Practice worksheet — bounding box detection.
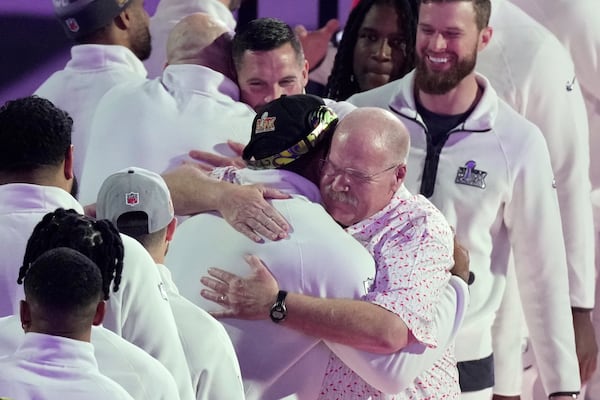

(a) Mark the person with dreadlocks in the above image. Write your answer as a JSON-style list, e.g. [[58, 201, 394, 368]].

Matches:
[[0, 95, 194, 400], [0, 247, 134, 400], [325, 0, 418, 101], [17, 208, 125, 300], [0, 208, 180, 399]]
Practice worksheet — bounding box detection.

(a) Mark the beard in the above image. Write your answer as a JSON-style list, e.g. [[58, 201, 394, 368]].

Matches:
[[131, 25, 152, 61], [414, 48, 477, 95]]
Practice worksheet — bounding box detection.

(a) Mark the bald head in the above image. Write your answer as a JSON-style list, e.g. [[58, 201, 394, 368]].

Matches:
[[335, 107, 410, 166], [166, 13, 233, 76], [320, 107, 410, 227]]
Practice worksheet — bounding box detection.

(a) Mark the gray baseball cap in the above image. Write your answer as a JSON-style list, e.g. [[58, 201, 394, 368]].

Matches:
[[96, 167, 174, 235]]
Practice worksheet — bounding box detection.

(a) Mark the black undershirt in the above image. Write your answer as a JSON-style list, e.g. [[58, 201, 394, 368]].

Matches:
[[415, 99, 476, 197]]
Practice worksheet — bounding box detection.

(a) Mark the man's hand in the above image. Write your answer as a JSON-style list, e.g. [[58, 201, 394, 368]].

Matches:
[[218, 183, 291, 242], [188, 149, 246, 169], [188, 140, 247, 170], [295, 19, 340, 70], [450, 234, 470, 284], [201, 255, 279, 319], [572, 308, 598, 383]]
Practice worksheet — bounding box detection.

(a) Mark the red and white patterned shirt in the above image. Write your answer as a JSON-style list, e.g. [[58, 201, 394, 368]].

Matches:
[[318, 185, 460, 399]]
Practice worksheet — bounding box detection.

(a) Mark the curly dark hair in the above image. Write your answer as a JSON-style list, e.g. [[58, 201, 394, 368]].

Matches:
[[326, 0, 418, 100], [0, 95, 72, 172], [17, 208, 124, 301]]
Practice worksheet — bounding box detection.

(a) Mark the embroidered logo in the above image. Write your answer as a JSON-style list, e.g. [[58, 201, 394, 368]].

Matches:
[[455, 160, 487, 189], [125, 192, 139, 206], [254, 112, 276, 134], [65, 18, 80, 33], [566, 76, 576, 92]]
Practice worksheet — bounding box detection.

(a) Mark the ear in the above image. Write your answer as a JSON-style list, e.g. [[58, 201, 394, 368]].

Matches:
[[392, 164, 407, 191], [165, 217, 178, 242], [114, 9, 132, 31], [477, 27, 493, 52], [20, 300, 31, 332], [92, 301, 106, 326], [64, 144, 74, 180]]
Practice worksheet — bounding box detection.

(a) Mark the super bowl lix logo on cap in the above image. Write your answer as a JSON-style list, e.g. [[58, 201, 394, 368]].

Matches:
[[126, 192, 140, 206], [255, 112, 276, 134]]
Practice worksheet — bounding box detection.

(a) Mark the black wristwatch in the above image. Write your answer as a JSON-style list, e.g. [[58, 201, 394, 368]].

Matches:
[[269, 290, 288, 323]]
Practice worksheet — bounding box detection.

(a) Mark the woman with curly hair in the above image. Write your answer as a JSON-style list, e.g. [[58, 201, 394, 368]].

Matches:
[[326, 0, 417, 101]]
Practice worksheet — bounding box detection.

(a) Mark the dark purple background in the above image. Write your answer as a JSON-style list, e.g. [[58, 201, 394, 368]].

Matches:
[[0, 0, 352, 104]]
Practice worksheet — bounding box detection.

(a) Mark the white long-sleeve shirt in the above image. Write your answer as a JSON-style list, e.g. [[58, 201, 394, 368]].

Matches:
[[35, 45, 147, 179], [0, 333, 134, 400], [0, 183, 194, 400], [348, 71, 580, 396], [80, 64, 254, 205], [0, 316, 181, 400]]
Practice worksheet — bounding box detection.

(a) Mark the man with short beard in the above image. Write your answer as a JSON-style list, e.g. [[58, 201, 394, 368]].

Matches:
[[347, 0, 580, 399], [35, 0, 152, 180]]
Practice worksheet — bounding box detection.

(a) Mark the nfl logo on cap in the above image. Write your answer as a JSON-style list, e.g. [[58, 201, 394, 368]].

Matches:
[[96, 167, 175, 236], [65, 17, 80, 33], [126, 192, 139, 206]]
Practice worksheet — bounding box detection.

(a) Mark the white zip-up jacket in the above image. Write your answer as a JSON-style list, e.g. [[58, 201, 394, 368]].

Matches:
[[348, 71, 580, 395]]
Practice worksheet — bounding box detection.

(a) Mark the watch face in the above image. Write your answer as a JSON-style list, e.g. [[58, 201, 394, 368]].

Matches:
[[270, 290, 288, 323], [270, 305, 286, 321], [271, 310, 285, 320]]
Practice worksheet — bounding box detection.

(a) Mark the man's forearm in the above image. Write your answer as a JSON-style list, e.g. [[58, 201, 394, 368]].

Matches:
[[282, 293, 409, 354], [162, 164, 228, 215], [325, 276, 467, 393]]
